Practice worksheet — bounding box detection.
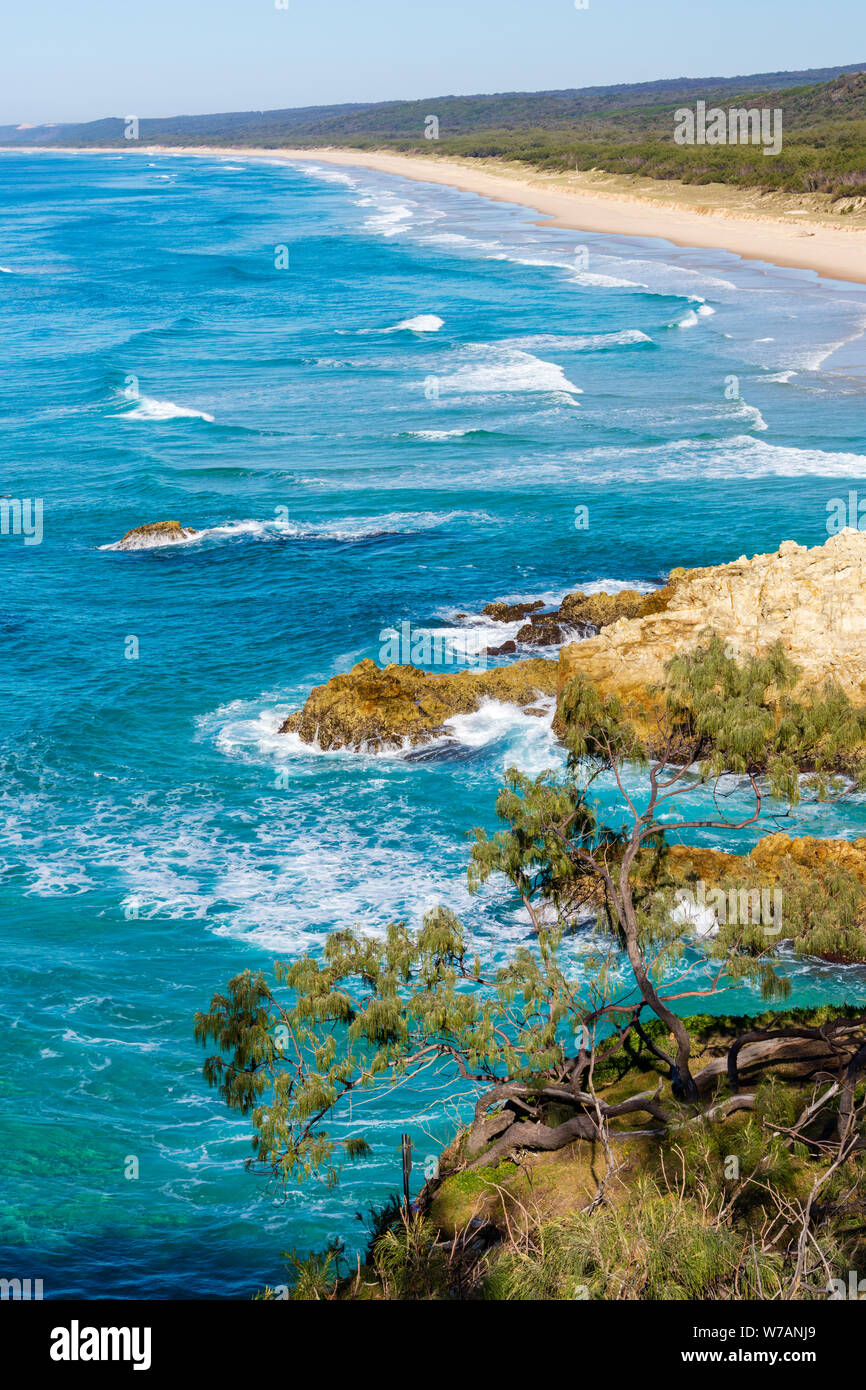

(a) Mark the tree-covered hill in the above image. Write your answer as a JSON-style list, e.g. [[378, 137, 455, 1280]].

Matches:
[[4, 62, 866, 198]]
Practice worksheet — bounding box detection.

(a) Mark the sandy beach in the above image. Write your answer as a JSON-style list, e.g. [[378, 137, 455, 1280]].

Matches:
[[277, 149, 866, 287], [11, 142, 866, 287]]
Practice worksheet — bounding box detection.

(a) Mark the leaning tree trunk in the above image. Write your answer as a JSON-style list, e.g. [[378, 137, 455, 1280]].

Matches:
[[618, 863, 698, 1102]]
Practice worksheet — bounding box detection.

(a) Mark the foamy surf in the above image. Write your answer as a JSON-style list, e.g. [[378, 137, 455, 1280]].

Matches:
[[112, 391, 214, 423], [404, 428, 476, 441], [561, 435, 866, 483], [506, 329, 653, 351], [438, 577, 660, 651], [434, 345, 582, 396], [357, 195, 414, 236], [217, 693, 562, 773], [100, 527, 199, 552], [100, 509, 493, 551], [672, 298, 717, 329], [489, 251, 642, 290], [347, 313, 444, 335]]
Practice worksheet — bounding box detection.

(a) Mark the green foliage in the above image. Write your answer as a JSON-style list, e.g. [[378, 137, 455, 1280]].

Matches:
[[481, 1177, 785, 1300], [198, 635, 865, 1216], [255, 1243, 344, 1301], [23, 67, 866, 200], [196, 907, 600, 1187], [370, 1215, 450, 1300]]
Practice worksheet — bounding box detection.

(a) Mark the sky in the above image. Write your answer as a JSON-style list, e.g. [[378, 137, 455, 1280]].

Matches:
[[2, 0, 865, 127]]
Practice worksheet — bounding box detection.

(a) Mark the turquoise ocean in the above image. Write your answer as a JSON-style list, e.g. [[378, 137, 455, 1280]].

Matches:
[[2, 149, 866, 1296]]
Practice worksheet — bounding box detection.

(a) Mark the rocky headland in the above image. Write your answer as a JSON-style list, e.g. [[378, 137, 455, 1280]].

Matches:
[[556, 529, 866, 733], [281, 531, 866, 755], [280, 657, 558, 752]]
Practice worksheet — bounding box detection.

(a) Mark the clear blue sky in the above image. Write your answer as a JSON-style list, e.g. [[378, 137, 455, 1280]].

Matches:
[[3, 0, 865, 126]]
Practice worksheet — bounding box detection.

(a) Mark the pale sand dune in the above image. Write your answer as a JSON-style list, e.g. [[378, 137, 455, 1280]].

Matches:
[[10, 143, 866, 285]]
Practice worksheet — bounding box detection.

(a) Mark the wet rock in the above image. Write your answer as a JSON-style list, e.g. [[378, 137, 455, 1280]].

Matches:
[[481, 599, 545, 622], [516, 616, 564, 646], [114, 520, 197, 550], [281, 656, 558, 752]]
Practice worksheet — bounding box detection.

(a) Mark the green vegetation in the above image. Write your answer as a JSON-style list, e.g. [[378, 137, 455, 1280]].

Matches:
[[10, 63, 866, 201], [196, 636, 866, 1299]]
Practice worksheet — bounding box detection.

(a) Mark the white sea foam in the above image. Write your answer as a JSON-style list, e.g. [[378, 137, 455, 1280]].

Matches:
[[561, 435, 866, 483], [608, 258, 737, 293], [112, 390, 214, 423], [390, 313, 443, 332], [488, 251, 642, 289], [405, 428, 474, 440], [357, 195, 414, 236], [349, 313, 444, 335], [506, 329, 653, 351], [732, 399, 768, 431], [444, 697, 559, 759], [100, 526, 199, 552], [292, 163, 359, 189], [100, 508, 492, 551], [434, 345, 582, 396]]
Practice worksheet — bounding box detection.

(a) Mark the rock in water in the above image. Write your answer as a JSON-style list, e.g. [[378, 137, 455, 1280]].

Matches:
[[557, 530, 866, 730], [114, 520, 198, 550], [481, 599, 545, 622], [483, 586, 661, 648], [280, 657, 558, 752], [558, 587, 658, 628]]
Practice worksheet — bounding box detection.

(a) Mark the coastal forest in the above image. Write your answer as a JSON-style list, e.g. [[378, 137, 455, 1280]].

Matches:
[[5, 62, 866, 200]]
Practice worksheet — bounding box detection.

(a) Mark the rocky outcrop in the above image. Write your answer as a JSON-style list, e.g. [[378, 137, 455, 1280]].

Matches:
[[482, 599, 544, 623], [557, 531, 866, 726], [280, 657, 558, 751], [558, 586, 663, 629], [484, 585, 668, 647], [114, 520, 198, 550], [664, 832, 866, 889], [280, 533, 866, 757]]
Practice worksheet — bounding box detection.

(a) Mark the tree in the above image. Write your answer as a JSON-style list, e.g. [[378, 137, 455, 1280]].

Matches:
[[195, 633, 866, 1200]]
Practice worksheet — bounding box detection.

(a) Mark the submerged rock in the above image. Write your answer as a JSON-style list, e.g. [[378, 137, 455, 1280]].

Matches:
[[280, 656, 558, 752], [114, 520, 198, 550], [557, 531, 866, 731]]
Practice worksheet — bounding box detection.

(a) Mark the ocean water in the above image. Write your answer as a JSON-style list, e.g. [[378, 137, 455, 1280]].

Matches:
[[2, 149, 866, 1298]]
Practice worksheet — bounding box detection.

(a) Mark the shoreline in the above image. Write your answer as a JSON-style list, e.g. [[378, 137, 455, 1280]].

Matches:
[[6, 142, 866, 288]]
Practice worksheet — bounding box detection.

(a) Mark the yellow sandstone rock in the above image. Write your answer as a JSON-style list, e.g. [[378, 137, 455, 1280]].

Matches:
[[557, 530, 866, 727], [280, 657, 558, 751]]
